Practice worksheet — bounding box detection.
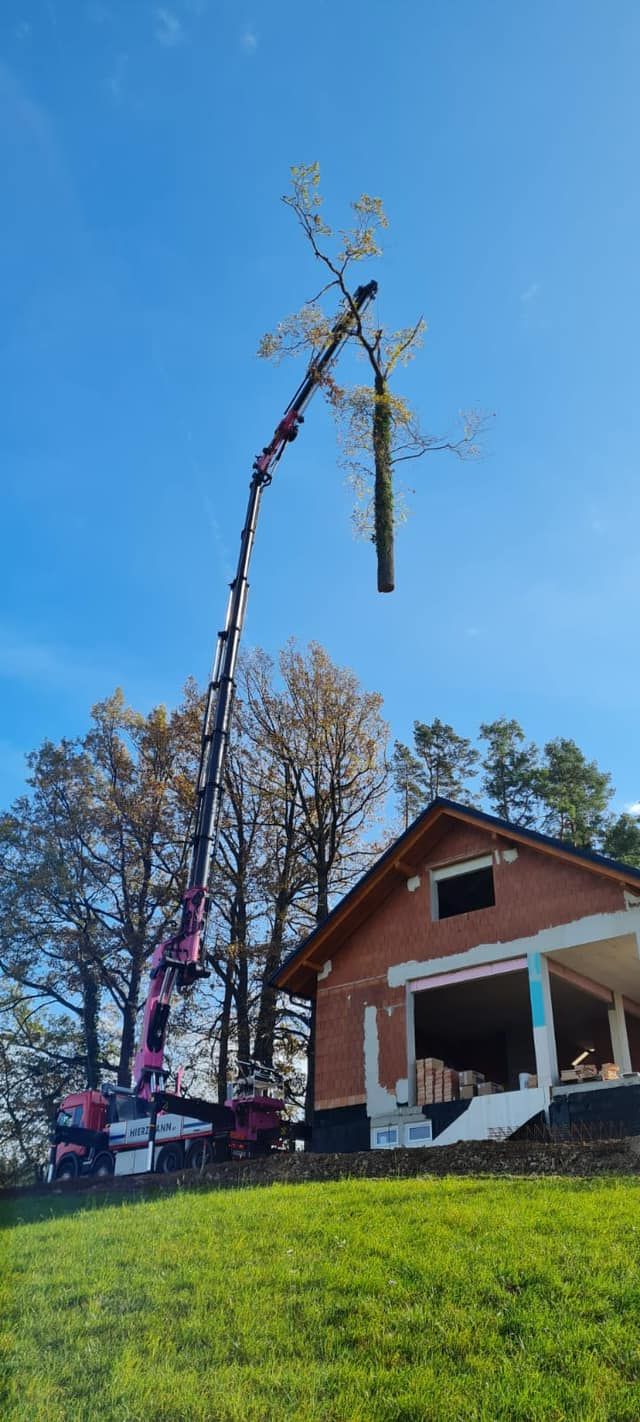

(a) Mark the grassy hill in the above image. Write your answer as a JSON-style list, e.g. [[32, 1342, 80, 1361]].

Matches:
[[2, 1174, 640, 1421]]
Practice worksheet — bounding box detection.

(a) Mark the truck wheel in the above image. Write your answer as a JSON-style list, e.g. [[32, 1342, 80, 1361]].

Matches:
[[55, 1155, 79, 1180], [91, 1152, 114, 1178], [155, 1144, 184, 1174], [185, 1139, 213, 1171]]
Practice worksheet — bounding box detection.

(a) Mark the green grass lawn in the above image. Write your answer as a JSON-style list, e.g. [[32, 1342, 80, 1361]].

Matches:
[[2, 1174, 640, 1421]]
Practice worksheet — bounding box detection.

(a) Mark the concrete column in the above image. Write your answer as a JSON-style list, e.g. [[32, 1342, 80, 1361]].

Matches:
[[405, 987, 417, 1106], [608, 992, 632, 1074], [527, 951, 558, 1089]]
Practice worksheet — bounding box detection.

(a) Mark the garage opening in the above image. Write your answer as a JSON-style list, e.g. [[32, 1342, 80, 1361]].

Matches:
[[625, 1007, 640, 1071], [549, 969, 614, 1077], [413, 964, 536, 1092]]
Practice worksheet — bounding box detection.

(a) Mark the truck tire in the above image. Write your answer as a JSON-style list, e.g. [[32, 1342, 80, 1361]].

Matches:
[[91, 1152, 114, 1178], [155, 1143, 184, 1174], [185, 1139, 213, 1171], [55, 1154, 79, 1180]]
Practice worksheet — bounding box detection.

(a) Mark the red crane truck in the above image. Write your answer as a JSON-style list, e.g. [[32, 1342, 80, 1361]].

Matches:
[[47, 280, 378, 1182]]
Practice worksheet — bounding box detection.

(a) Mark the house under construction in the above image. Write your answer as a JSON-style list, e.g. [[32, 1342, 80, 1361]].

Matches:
[[275, 800, 640, 1152]]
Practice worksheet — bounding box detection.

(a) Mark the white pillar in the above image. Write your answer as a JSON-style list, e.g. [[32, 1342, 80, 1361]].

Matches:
[[406, 987, 417, 1106], [527, 952, 558, 1089], [608, 992, 632, 1074]]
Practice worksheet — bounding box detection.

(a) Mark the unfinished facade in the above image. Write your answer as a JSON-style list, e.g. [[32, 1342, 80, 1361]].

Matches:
[[275, 800, 640, 1151]]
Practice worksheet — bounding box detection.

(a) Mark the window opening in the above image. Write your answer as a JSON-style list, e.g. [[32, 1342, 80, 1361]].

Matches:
[[435, 865, 495, 920]]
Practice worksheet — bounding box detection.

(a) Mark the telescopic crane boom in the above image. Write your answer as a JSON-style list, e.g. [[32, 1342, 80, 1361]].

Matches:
[[132, 279, 378, 1097]]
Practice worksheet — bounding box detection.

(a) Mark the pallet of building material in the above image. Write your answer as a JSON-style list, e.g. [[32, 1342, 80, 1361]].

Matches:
[[575, 1064, 598, 1081], [560, 1069, 579, 1083], [601, 1062, 621, 1081], [437, 1068, 459, 1102], [477, 1082, 504, 1096], [422, 1057, 445, 1070], [459, 1085, 476, 1100], [459, 1070, 484, 1087]]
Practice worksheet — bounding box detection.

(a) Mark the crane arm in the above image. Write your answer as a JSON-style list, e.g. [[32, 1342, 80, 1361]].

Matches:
[[132, 279, 378, 1096]]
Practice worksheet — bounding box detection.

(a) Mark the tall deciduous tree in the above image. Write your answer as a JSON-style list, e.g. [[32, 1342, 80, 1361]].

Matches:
[[0, 992, 87, 1182], [480, 717, 540, 825], [259, 163, 484, 593], [242, 641, 390, 1118], [0, 688, 200, 1094]]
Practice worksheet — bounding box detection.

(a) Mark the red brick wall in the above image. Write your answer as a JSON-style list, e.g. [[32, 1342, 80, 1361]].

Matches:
[[314, 824, 627, 1109]]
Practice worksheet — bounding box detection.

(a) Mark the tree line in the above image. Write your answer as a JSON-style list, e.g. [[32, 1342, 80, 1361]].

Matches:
[[0, 650, 637, 1180], [0, 643, 388, 1178], [392, 716, 640, 864]]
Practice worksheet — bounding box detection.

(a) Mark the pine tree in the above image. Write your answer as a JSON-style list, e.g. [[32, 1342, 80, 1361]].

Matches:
[[412, 718, 479, 803], [537, 738, 612, 847], [602, 812, 640, 868], [391, 741, 427, 829], [479, 717, 540, 825]]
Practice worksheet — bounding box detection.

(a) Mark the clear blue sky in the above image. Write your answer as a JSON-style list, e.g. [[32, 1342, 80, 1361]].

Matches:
[[1, 0, 639, 812]]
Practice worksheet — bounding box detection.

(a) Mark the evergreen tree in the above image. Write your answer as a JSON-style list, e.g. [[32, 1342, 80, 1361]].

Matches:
[[412, 717, 479, 804], [479, 717, 540, 825], [537, 738, 612, 847], [601, 812, 640, 869], [391, 741, 427, 828]]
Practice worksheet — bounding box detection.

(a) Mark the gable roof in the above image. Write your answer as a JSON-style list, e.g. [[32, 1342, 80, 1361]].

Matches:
[[274, 797, 640, 997]]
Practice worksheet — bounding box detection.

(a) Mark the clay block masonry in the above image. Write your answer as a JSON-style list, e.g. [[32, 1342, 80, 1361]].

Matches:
[[274, 799, 640, 1152]]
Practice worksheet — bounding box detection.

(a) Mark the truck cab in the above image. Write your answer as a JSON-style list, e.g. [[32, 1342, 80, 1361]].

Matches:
[[52, 1090, 110, 1179]]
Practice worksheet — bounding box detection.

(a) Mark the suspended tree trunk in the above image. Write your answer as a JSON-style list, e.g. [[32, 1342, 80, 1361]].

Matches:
[[372, 375, 395, 593]]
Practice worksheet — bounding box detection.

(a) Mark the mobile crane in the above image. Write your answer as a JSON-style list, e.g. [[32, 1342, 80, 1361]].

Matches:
[[47, 280, 378, 1182]]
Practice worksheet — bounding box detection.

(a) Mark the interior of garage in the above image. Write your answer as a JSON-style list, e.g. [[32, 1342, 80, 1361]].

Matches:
[[413, 968, 536, 1092], [548, 970, 613, 1075], [412, 953, 640, 1096]]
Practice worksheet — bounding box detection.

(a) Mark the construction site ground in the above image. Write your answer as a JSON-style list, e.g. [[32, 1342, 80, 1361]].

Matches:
[[5, 1136, 640, 1206]]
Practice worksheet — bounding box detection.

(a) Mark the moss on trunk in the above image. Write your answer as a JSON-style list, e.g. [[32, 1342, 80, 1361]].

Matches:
[[372, 375, 395, 593]]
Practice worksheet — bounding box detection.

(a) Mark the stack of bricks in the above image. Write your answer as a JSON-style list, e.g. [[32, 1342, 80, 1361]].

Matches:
[[416, 1058, 459, 1104]]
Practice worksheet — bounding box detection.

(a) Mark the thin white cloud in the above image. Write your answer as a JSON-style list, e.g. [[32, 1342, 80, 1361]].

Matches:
[[86, 1, 111, 20], [0, 59, 61, 177], [0, 625, 116, 696], [520, 282, 540, 305], [15, 21, 32, 40], [154, 7, 184, 47], [240, 25, 258, 53], [106, 52, 128, 105], [627, 802, 640, 817]]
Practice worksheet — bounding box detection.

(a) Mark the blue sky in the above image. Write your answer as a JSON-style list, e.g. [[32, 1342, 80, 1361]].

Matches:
[[1, 0, 639, 812]]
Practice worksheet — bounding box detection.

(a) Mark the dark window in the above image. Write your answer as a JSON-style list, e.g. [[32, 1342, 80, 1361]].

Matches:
[[56, 1104, 83, 1129], [436, 865, 495, 919], [114, 1093, 141, 1122]]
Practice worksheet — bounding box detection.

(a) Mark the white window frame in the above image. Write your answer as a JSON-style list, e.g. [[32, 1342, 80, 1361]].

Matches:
[[404, 1121, 433, 1147], [373, 1125, 399, 1149], [430, 854, 494, 922]]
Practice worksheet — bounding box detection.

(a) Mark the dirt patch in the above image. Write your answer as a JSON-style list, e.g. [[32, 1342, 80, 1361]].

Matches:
[[5, 1137, 640, 1204]]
